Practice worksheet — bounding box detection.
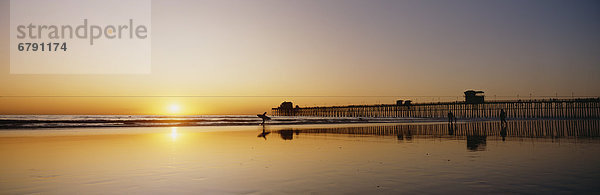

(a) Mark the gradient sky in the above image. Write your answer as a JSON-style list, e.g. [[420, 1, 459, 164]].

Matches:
[[1, 0, 599, 114]]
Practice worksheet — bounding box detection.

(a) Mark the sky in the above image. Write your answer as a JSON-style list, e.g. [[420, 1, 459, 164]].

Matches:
[[1, 0, 599, 115]]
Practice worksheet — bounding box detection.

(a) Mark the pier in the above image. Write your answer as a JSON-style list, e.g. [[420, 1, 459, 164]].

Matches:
[[272, 94, 600, 119]]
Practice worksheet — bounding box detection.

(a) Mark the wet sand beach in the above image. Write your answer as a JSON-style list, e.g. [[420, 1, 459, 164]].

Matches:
[[1, 120, 599, 194]]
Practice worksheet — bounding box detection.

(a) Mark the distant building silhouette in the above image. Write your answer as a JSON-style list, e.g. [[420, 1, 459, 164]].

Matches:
[[396, 100, 404, 105], [396, 100, 412, 106], [276, 101, 297, 115], [279, 102, 294, 110], [464, 90, 485, 104]]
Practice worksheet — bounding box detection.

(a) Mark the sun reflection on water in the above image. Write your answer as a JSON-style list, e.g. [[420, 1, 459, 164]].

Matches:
[[170, 127, 178, 140]]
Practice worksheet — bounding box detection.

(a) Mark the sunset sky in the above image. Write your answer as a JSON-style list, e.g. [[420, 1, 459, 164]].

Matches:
[[1, 0, 599, 115]]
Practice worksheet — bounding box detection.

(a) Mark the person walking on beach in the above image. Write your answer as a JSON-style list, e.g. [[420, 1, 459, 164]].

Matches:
[[447, 111, 454, 125], [257, 112, 271, 125], [500, 109, 507, 125]]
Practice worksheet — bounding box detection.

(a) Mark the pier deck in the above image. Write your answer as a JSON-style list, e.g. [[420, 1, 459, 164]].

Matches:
[[272, 98, 600, 119]]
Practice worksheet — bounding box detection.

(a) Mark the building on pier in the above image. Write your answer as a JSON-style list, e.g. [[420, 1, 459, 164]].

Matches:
[[396, 100, 412, 106], [464, 90, 485, 104], [276, 101, 298, 116]]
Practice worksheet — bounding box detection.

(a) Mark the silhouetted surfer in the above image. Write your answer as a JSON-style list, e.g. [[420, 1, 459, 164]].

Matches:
[[257, 112, 271, 125]]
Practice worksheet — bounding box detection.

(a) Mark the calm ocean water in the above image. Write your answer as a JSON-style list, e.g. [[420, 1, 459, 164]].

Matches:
[[0, 115, 431, 129], [0, 120, 599, 194]]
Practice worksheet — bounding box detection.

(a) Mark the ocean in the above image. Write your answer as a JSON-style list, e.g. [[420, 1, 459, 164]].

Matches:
[[0, 115, 433, 129]]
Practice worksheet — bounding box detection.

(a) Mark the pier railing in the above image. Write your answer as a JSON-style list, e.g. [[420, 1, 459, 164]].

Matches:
[[272, 98, 600, 119]]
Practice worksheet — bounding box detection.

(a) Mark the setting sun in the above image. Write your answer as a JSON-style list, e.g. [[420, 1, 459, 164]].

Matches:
[[168, 104, 181, 114]]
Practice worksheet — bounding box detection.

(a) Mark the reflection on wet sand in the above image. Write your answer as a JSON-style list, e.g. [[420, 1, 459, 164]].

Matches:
[[268, 120, 600, 151], [1, 120, 599, 194], [257, 126, 270, 139], [466, 135, 486, 151], [278, 130, 300, 140]]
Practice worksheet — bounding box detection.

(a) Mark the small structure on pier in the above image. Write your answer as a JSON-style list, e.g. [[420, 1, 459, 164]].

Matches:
[[276, 101, 297, 115], [396, 100, 412, 106], [464, 90, 485, 104], [279, 101, 294, 110]]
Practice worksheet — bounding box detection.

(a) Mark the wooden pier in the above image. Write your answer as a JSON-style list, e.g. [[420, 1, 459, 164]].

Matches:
[[272, 98, 600, 119]]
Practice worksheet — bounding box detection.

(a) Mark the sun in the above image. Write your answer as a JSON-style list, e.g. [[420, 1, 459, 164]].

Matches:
[[168, 104, 181, 114]]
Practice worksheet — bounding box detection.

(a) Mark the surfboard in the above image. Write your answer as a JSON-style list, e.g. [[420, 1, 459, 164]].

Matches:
[[257, 114, 271, 120]]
